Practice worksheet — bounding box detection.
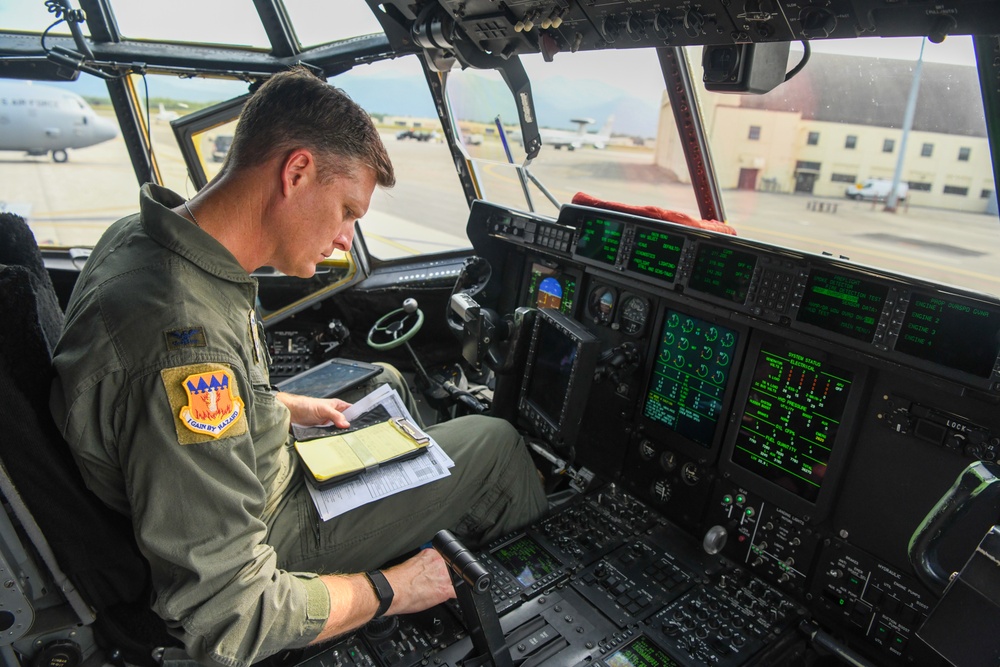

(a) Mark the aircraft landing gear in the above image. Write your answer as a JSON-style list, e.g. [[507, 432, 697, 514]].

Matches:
[[52, 149, 68, 163]]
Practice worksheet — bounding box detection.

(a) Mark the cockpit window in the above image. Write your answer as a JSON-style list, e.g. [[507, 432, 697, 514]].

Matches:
[[111, 0, 269, 48], [692, 36, 1000, 296], [282, 0, 385, 48], [446, 48, 699, 221]]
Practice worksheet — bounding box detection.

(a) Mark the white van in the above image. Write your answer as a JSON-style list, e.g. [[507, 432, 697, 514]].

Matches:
[[845, 178, 909, 201]]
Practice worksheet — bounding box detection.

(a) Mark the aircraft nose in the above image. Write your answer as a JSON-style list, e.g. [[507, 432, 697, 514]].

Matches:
[[95, 115, 119, 143]]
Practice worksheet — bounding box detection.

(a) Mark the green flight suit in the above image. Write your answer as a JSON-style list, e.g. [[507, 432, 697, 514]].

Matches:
[[50, 184, 546, 667]]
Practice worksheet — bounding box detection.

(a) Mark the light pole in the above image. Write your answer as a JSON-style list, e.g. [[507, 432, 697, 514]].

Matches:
[[885, 38, 926, 213]]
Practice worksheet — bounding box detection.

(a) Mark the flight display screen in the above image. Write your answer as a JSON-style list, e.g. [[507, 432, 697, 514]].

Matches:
[[643, 310, 738, 448], [490, 535, 561, 588], [627, 228, 684, 282], [730, 343, 854, 504], [687, 244, 757, 304], [894, 292, 1000, 378], [524, 317, 577, 426], [605, 636, 680, 667], [526, 262, 577, 314], [796, 269, 888, 343], [575, 217, 623, 266]]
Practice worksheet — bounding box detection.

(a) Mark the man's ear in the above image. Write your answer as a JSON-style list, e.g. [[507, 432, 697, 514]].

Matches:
[[279, 148, 315, 198]]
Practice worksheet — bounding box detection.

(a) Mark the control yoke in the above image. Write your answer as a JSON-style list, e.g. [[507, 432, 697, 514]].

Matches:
[[908, 460, 1000, 595], [449, 293, 535, 374], [432, 530, 512, 667]]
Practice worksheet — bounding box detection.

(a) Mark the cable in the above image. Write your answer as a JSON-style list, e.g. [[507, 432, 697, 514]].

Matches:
[[785, 40, 811, 82], [40, 18, 65, 54]]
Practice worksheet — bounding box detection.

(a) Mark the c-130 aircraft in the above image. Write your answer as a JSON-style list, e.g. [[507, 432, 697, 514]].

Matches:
[[0, 1, 999, 667]]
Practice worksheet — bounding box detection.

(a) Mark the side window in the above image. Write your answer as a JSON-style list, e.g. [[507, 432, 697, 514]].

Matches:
[[0, 78, 134, 248], [845, 135, 857, 149]]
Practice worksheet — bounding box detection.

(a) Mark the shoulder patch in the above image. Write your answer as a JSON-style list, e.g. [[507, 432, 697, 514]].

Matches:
[[161, 363, 248, 444], [165, 326, 207, 351]]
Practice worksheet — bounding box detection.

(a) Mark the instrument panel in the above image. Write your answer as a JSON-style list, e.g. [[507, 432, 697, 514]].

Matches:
[[464, 198, 1000, 666]]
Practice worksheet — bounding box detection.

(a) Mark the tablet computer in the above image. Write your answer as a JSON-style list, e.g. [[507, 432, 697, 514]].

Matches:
[[276, 358, 384, 398]]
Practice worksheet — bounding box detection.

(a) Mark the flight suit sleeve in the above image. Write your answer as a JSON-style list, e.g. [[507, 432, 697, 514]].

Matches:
[[109, 365, 330, 667]]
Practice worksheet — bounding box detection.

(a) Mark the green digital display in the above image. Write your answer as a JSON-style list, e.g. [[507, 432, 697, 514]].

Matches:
[[797, 270, 888, 343], [576, 217, 623, 266], [731, 344, 854, 504], [605, 636, 680, 667], [643, 310, 738, 448], [628, 228, 683, 281], [894, 292, 1000, 378], [687, 243, 756, 303]]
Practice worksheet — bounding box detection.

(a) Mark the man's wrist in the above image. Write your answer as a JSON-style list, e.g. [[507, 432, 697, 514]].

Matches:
[[364, 570, 394, 618]]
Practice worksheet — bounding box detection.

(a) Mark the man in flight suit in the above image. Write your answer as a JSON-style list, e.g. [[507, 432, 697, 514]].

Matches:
[[50, 66, 547, 667]]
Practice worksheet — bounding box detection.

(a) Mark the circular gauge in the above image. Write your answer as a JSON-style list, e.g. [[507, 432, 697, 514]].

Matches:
[[639, 439, 657, 461], [705, 326, 719, 342], [618, 295, 650, 336], [660, 450, 678, 472], [651, 479, 673, 504], [681, 462, 702, 486], [678, 337, 690, 351], [588, 285, 617, 324], [667, 312, 680, 328], [722, 332, 736, 348], [682, 318, 695, 333]]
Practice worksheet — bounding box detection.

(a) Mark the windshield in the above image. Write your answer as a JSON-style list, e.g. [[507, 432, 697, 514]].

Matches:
[[444, 36, 999, 297]]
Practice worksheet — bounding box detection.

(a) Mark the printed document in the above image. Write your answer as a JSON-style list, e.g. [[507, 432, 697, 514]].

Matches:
[[299, 384, 454, 520]]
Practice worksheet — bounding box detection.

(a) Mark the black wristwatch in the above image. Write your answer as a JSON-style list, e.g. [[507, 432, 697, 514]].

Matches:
[[365, 570, 394, 619]]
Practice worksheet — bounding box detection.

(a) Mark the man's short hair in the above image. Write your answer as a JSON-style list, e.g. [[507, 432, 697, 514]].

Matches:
[[226, 66, 394, 187]]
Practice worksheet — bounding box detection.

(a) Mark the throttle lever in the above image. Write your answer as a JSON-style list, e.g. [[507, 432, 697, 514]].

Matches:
[[908, 460, 1000, 595], [433, 530, 512, 667]]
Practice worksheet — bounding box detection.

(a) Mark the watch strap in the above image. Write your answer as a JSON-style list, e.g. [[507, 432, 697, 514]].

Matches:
[[365, 569, 394, 618]]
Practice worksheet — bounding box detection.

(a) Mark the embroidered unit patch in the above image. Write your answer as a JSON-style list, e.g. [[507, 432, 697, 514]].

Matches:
[[179, 369, 245, 438], [165, 327, 207, 350]]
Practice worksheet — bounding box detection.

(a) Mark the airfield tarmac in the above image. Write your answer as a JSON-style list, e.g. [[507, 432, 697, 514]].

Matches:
[[3, 117, 999, 297]]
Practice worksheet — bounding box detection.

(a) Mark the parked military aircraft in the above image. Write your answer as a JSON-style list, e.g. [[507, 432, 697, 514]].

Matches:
[[540, 115, 614, 150], [0, 80, 118, 162]]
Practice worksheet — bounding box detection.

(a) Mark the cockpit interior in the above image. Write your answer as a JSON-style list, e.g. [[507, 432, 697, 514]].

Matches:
[[1, 1, 1000, 667]]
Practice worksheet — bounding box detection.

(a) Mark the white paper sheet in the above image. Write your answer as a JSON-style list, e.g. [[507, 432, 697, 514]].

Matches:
[[303, 385, 454, 520]]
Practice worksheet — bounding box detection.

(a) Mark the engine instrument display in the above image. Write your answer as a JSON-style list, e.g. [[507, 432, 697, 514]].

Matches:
[[729, 340, 855, 506], [576, 217, 624, 266], [642, 309, 739, 448], [490, 535, 561, 588], [604, 635, 680, 667], [796, 269, 888, 343], [894, 292, 1000, 378], [527, 262, 578, 314], [687, 243, 757, 304], [627, 228, 684, 282]]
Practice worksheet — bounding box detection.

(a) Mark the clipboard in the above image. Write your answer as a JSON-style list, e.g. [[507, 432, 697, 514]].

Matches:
[[294, 416, 431, 490]]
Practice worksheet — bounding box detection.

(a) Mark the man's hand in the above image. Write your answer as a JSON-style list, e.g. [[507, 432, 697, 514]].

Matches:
[[311, 549, 456, 645], [382, 548, 457, 616], [275, 392, 351, 428]]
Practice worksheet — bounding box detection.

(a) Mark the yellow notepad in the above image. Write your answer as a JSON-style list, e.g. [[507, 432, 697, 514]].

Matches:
[[294, 416, 430, 489]]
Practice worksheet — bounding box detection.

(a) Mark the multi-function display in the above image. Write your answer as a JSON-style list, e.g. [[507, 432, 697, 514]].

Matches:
[[605, 636, 681, 667], [627, 228, 683, 282], [797, 269, 888, 343], [643, 310, 738, 448], [575, 217, 623, 266], [730, 343, 854, 504], [687, 244, 757, 304], [894, 292, 1000, 378], [490, 535, 561, 588], [526, 262, 577, 314]]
